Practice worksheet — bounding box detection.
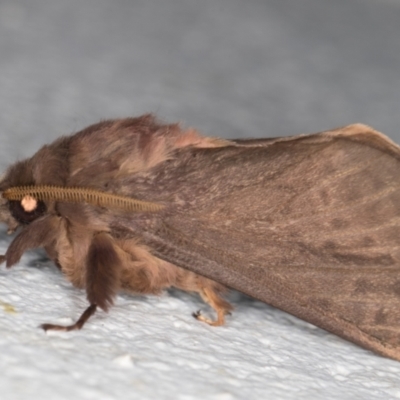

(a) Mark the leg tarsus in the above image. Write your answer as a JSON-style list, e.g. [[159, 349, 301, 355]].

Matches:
[[192, 310, 201, 319], [193, 309, 227, 326], [194, 287, 233, 327], [41, 304, 97, 332]]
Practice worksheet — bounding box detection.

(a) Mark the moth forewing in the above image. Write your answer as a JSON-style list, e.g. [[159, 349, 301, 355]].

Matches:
[[1, 115, 400, 361]]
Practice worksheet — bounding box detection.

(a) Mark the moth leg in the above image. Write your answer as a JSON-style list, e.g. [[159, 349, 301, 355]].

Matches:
[[0, 255, 5, 265], [41, 304, 97, 332], [193, 287, 233, 327]]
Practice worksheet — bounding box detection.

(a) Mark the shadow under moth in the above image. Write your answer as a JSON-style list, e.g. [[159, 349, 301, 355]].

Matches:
[[1, 114, 400, 361]]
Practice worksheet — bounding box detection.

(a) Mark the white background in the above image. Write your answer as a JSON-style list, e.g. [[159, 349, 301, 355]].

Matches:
[[1, 1, 400, 399]]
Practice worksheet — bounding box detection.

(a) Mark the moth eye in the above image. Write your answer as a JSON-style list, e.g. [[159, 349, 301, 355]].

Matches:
[[8, 196, 47, 225]]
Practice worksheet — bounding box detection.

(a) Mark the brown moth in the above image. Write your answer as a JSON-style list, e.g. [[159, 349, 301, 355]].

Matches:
[[1, 115, 400, 361]]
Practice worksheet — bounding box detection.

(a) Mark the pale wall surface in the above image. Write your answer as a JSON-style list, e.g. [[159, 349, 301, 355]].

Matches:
[[1, 1, 400, 399]]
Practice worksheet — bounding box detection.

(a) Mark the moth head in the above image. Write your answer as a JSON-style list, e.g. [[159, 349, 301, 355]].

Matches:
[[0, 189, 47, 235], [7, 196, 47, 225], [0, 159, 42, 232]]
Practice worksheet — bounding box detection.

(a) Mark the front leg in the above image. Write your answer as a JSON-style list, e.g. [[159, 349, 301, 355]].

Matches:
[[42, 232, 122, 331], [41, 304, 97, 332], [4, 215, 61, 268]]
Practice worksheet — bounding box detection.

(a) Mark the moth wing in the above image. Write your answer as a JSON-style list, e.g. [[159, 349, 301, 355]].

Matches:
[[134, 124, 400, 360]]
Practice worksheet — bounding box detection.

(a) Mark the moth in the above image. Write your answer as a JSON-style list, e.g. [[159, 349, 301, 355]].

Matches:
[[1, 115, 400, 361]]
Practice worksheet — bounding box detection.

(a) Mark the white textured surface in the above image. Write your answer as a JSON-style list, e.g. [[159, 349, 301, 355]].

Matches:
[[2, 0, 400, 399], [3, 255, 400, 400]]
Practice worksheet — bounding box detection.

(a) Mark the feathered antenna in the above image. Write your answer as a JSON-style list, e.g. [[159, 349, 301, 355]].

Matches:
[[2, 185, 164, 212]]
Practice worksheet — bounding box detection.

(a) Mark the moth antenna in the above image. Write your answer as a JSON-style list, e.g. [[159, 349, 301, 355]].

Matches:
[[2, 185, 164, 213]]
